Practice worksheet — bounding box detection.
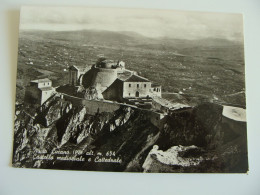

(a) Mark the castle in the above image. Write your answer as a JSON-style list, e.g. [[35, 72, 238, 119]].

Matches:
[[68, 57, 162, 105], [25, 57, 188, 113]]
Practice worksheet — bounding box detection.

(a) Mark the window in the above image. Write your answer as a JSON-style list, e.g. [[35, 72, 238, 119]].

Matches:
[[129, 93, 131, 96], [153, 88, 156, 91], [157, 88, 159, 92], [144, 84, 146, 88], [44, 83, 45, 86], [129, 84, 131, 87], [137, 84, 139, 88]]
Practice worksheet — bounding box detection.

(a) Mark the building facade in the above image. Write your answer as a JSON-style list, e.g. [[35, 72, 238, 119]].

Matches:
[[122, 75, 152, 98], [25, 78, 55, 105], [150, 84, 162, 98], [68, 65, 80, 86]]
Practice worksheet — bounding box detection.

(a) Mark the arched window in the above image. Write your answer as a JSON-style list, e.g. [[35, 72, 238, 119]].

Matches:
[[135, 91, 139, 97]]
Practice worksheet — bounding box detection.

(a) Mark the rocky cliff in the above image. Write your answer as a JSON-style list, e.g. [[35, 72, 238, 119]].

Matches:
[[12, 96, 248, 173]]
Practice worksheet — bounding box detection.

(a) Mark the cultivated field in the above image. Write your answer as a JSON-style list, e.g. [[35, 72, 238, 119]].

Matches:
[[16, 30, 246, 107]]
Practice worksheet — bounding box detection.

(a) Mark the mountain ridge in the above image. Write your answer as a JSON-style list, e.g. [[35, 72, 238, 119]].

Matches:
[[20, 29, 243, 49]]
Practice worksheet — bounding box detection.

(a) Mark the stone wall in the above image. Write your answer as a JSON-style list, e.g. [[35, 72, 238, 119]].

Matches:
[[82, 67, 117, 92], [102, 79, 124, 102], [61, 92, 168, 129], [25, 86, 41, 105], [150, 86, 162, 98], [148, 111, 166, 129], [82, 99, 120, 115], [92, 68, 118, 92], [41, 89, 55, 105], [62, 94, 120, 115], [69, 70, 78, 86]]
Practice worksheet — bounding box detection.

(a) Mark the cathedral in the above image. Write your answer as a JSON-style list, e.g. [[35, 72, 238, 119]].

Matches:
[[68, 57, 161, 103]]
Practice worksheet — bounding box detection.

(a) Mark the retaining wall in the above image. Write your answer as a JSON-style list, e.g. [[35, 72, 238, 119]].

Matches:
[[60, 92, 166, 129], [61, 93, 120, 115]]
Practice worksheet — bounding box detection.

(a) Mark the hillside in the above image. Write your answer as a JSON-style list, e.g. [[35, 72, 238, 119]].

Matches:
[[16, 29, 246, 107]]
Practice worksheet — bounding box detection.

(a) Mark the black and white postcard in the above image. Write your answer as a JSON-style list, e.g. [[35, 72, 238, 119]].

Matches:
[[13, 6, 248, 173]]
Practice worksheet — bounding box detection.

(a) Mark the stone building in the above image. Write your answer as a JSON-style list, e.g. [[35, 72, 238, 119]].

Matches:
[[150, 84, 162, 98], [68, 65, 79, 86], [122, 75, 151, 98], [68, 57, 162, 102], [25, 78, 55, 105], [68, 65, 90, 86]]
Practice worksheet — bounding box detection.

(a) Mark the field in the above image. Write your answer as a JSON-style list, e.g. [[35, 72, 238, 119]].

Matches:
[[16, 30, 246, 107]]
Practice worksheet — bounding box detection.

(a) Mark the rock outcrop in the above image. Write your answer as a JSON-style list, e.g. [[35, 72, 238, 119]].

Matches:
[[12, 96, 248, 173], [143, 145, 204, 172]]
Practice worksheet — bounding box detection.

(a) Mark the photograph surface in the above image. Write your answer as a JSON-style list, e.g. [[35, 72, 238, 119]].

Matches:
[[13, 6, 248, 173]]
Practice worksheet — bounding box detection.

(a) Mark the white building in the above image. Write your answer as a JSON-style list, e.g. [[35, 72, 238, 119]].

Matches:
[[25, 78, 55, 105]]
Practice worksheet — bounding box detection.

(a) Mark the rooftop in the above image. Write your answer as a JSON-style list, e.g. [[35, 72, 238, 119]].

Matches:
[[153, 96, 190, 110], [68, 65, 79, 71], [69, 65, 91, 72], [124, 74, 150, 82], [151, 83, 161, 88], [117, 70, 132, 81]]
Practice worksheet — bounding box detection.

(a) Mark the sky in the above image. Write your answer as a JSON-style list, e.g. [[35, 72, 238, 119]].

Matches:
[[20, 6, 244, 40]]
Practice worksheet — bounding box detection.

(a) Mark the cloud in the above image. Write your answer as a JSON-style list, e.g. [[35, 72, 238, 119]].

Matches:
[[20, 6, 243, 40]]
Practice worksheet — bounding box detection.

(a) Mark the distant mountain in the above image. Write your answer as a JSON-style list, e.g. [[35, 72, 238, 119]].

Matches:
[[20, 29, 242, 51], [20, 29, 149, 47]]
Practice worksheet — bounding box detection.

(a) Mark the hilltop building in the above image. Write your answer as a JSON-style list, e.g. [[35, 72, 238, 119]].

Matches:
[[25, 78, 55, 105], [24, 58, 189, 114], [68, 65, 90, 86], [68, 57, 161, 104]]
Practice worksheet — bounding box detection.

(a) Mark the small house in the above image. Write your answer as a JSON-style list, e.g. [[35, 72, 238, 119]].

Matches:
[[25, 78, 55, 105]]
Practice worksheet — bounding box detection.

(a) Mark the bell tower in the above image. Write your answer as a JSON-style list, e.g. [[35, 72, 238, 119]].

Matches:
[[68, 65, 79, 86]]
